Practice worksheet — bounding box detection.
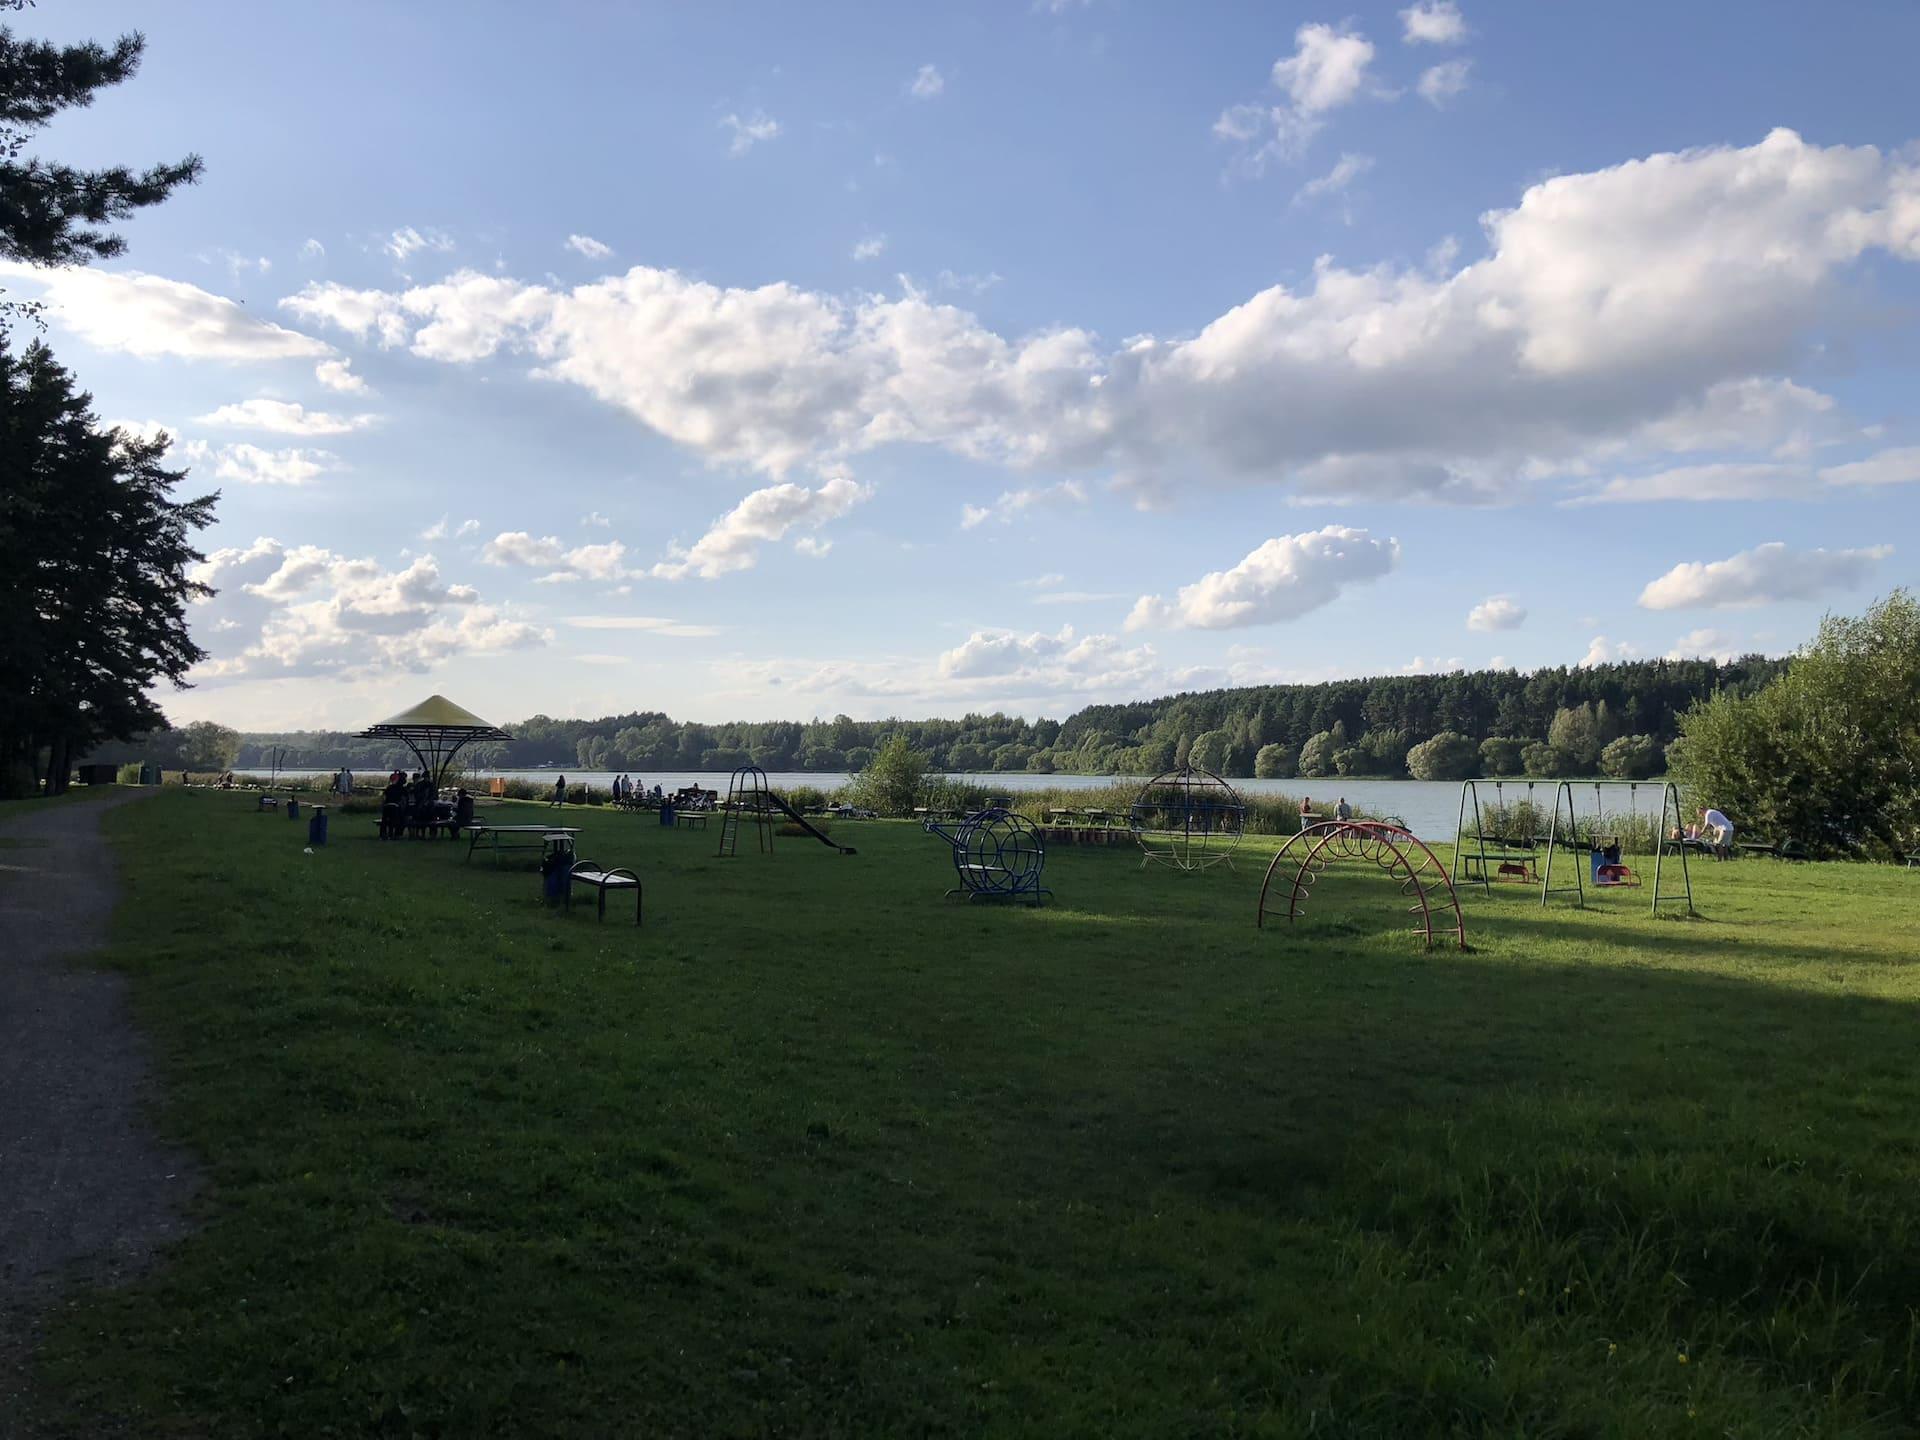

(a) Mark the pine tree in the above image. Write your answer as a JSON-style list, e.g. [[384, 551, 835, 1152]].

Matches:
[[0, 343, 216, 793], [1, 23, 200, 279]]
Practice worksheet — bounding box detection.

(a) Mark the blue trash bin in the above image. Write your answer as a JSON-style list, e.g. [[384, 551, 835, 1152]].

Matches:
[[308, 806, 329, 847], [541, 840, 574, 907], [659, 802, 675, 827], [286, 797, 300, 821]]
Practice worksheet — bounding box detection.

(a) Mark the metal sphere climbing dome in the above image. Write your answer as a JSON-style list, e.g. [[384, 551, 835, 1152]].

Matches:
[[924, 807, 1052, 905], [1129, 765, 1247, 872]]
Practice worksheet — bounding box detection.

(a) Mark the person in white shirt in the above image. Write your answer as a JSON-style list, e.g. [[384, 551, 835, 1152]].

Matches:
[[1700, 807, 1734, 859]]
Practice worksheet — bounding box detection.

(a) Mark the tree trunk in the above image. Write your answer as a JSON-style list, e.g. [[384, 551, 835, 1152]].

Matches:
[[45, 734, 71, 795]]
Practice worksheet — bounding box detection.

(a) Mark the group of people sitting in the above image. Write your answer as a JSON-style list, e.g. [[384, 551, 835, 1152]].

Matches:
[[378, 770, 475, 840], [610, 775, 667, 809]]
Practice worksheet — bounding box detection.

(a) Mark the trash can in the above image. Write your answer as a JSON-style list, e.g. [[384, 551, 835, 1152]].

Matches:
[[286, 797, 300, 821], [308, 805, 329, 847], [541, 834, 576, 907], [659, 802, 675, 827]]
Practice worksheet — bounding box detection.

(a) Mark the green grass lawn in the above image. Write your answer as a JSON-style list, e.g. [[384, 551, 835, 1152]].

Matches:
[[30, 789, 1920, 1436]]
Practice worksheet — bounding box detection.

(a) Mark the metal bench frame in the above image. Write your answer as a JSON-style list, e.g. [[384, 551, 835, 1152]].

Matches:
[[567, 859, 643, 925]]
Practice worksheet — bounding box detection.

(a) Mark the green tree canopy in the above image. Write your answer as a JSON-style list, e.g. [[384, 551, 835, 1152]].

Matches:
[[1406, 731, 1480, 781], [1253, 742, 1295, 778], [1478, 736, 1527, 776], [1, 23, 200, 276], [1599, 733, 1663, 780], [847, 735, 928, 816], [0, 343, 216, 794], [1186, 728, 1232, 773], [1671, 592, 1918, 857]]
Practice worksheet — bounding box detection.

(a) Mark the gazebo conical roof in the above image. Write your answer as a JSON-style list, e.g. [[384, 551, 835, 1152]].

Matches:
[[357, 694, 512, 785]]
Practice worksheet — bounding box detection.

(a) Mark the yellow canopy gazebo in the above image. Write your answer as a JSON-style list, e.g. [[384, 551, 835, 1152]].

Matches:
[[357, 694, 512, 787]]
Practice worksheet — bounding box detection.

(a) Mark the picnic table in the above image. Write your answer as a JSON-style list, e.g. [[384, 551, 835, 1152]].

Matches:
[[674, 810, 709, 830], [466, 823, 580, 864]]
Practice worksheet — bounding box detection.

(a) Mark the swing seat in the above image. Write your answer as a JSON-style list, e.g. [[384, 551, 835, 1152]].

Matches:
[[1595, 863, 1639, 887], [1496, 860, 1533, 881]]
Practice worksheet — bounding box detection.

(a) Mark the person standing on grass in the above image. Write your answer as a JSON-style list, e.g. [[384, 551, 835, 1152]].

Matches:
[[1700, 806, 1735, 859], [1336, 797, 1352, 821], [552, 774, 567, 807]]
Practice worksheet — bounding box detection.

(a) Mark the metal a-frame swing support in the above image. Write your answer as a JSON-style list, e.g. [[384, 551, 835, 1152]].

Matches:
[[1539, 779, 1693, 916], [1454, 778, 1694, 916]]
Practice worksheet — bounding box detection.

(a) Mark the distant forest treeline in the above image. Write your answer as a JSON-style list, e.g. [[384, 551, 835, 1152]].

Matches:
[[204, 656, 1787, 781]]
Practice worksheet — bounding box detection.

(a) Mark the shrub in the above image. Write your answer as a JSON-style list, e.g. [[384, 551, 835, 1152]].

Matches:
[[1672, 590, 1919, 858], [1297, 729, 1340, 777], [1478, 737, 1527, 776], [1187, 729, 1232, 773], [1521, 741, 1569, 777], [1254, 742, 1295, 778], [1548, 704, 1602, 769], [1406, 731, 1479, 780], [846, 736, 928, 817], [1599, 733, 1663, 779]]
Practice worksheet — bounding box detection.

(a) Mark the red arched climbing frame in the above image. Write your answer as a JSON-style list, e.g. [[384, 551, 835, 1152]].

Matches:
[[1256, 820, 1467, 951]]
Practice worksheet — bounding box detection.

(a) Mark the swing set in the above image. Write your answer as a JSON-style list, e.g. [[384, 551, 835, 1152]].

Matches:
[[1452, 778, 1695, 916]]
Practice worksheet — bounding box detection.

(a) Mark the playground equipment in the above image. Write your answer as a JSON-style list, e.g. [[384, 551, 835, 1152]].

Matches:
[[1129, 765, 1246, 872], [1256, 819, 1466, 950], [1451, 779, 1693, 916], [717, 765, 776, 856], [715, 765, 857, 856], [923, 807, 1051, 905]]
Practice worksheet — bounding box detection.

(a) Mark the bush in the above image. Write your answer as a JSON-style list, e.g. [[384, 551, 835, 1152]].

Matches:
[[1187, 729, 1232, 774], [1478, 737, 1527, 776], [1298, 728, 1340, 777], [1521, 741, 1570, 777], [1406, 731, 1479, 781], [1672, 590, 1919, 858], [1254, 742, 1295, 778], [116, 762, 144, 784], [1599, 733, 1663, 779], [846, 736, 928, 817]]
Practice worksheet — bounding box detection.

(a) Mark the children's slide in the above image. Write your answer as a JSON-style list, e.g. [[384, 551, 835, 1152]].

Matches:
[[768, 792, 858, 854]]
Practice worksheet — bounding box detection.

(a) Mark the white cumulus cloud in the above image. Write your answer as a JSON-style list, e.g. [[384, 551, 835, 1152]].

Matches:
[[265, 131, 1920, 509], [196, 398, 377, 436], [1126, 526, 1399, 631], [1417, 58, 1472, 106], [314, 358, 368, 394], [1466, 594, 1525, 631], [185, 538, 544, 680], [1639, 541, 1893, 610], [1401, 2, 1467, 45], [721, 111, 781, 156], [566, 234, 613, 260], [1295, 152, 1374, 207], [654, 473, 869, 579], [185, 441, 337, 487], [1819, 445, 1920, 487], [2, 264, 331, 361], [852, 234, 888, 261], [384, 226, 454, 263]]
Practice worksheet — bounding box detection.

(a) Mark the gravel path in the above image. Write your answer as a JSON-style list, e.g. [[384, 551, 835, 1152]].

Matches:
[[0, 790, 199, 1437]]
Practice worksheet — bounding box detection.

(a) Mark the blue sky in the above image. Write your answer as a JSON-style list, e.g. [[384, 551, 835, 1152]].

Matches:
[[9, 0, 1918, 731]]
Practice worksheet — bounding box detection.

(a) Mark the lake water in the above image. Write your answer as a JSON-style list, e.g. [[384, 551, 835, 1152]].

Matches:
[[233, 767, 1484, 839]]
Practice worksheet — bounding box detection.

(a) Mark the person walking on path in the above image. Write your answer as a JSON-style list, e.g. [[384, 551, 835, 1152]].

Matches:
[[551, 775, 567, 807]]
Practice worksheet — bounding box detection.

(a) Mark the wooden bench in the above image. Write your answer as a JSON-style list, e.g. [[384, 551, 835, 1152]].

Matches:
[[674, 810, 710, 830], [568, 860, 642, 924]]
